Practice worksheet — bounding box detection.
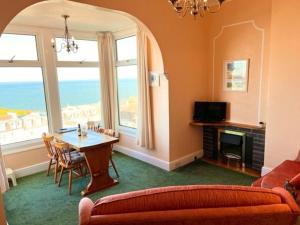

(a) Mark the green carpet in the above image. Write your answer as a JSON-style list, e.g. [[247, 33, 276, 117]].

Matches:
[[4, 153, 256, 225]]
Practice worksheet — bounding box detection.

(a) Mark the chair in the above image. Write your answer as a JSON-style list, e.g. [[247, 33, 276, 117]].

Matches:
[[5, 168, 17, 187], [54, 141, 86, 195], [87, 121, 100, 131], [93, 127, 119, 178], [42, 133, 59, 183]]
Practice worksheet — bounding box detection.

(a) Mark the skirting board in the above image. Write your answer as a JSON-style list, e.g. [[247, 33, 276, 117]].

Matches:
[[12, 146, 203, 178], [261, 166, 273, 176], [114, 145, 203, 171], [14, 161, 48, 178]]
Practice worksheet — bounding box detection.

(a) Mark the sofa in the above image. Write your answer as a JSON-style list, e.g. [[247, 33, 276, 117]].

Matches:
[[252, 152, 300, 189], [79, 185, 299, 225]]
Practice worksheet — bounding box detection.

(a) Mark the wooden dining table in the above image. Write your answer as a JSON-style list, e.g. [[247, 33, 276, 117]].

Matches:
[[54, 130, 119, 196]]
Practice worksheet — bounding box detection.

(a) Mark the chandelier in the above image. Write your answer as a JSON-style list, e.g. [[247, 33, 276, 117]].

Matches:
[[168, 0, 226, 18], [51, 15, 79, 53]]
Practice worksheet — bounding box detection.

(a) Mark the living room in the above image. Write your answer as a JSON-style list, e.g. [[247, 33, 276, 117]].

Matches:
[[1, 0, 300, 225]]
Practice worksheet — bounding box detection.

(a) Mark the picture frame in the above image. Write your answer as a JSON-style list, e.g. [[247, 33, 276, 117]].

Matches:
[[223, 59, 249, 92]]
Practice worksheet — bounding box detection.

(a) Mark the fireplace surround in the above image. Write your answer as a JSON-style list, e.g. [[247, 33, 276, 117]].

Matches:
[[203, 125, 265, 172]]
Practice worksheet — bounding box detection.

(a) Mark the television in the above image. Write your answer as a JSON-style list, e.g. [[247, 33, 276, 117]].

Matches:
[[193, 102, 227, 122]]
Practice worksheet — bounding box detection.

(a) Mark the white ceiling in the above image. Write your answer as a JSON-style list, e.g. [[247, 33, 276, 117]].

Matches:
[[9, 0, 136, 33]]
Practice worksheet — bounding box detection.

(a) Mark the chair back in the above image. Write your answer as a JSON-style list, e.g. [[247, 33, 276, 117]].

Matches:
[[42, 133, 56, 158], [96, 128, 116, 137], [87, 121, 100, 131], [104, 129, 116, 137], [54, 141, 71, 166]]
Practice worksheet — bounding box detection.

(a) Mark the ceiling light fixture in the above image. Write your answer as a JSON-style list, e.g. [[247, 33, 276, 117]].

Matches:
[[168, 0, 226, 18], [51, 15, 78, 53]]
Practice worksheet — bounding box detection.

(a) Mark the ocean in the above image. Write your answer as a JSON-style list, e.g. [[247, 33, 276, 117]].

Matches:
[[0, 79, 137, 112]]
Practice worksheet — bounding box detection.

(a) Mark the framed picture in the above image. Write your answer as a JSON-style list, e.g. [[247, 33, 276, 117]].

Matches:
[[223, 59, 249, 92]]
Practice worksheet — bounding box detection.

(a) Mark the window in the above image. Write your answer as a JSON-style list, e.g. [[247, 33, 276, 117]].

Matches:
[[55, 39, 101, 128], [116, 36, 137, 61], [55, 38, 99, 62], [0, 34, 38, 61], [57, 67, 101, 127], [0, 33, 48, 145], [116, 36, 138, 129]]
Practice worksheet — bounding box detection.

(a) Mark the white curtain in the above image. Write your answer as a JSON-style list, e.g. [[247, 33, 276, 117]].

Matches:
[[97, 32, 116, 129], [0, 147, 9, 193], [137, 29, 154, 149]]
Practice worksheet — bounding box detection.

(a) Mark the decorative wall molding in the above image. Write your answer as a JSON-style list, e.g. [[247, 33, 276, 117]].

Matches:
[[261, 166, 272, 176], [114, 144, 203, 171], [212, 20, 265, 124], [14, 161, 48, 178]]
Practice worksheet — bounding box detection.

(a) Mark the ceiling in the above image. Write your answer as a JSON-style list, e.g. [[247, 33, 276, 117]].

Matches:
[[9, 0, 136, 33]]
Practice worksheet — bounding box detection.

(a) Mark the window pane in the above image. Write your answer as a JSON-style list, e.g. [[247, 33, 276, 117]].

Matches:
[[116, 36, 137, 61], [0, 67, 48, 145], [117, 65, 138, 128], [57, 67, 101, 127], [56, 38, 99, 62], [0, 34, 38, 61]]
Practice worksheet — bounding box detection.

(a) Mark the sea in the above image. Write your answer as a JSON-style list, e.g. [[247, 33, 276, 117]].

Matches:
[[0, 79, 137, 112]]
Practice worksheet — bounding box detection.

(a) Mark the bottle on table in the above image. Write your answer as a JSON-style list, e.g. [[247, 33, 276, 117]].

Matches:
[[77, 124, 82, 137]]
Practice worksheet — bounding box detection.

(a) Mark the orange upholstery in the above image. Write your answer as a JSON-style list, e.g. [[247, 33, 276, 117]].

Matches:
[[79, 185, 300, 225], [252, 160, 300, 188]]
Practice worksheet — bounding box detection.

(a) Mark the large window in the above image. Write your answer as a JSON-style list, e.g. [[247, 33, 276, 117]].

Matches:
[[55, 38, 98, 62], [116, 36, 138, 129], [0, 34, 38, 61], [0, 34, 48, 145], [55, 38, 101, 128], [57, 67, 101, 127]]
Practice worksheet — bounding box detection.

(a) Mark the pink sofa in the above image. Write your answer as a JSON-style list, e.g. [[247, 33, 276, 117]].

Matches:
[[252, 151, 300, 189], [79, 185, 299, 225]]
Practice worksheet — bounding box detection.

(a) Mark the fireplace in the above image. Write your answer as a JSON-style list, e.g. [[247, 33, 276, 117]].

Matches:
[[218, 129, 246, 168], [202, 125, 264, 172]]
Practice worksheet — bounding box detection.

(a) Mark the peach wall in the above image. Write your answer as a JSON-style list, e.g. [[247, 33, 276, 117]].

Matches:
[[264, 0, 300, 168], [3, 148, 48, 170], [0, 0, 207, 165], [206, 0, 272, 125], [117, 37, 169, 161], [76, 0, 208, 161], [213, 23, 263, 125]]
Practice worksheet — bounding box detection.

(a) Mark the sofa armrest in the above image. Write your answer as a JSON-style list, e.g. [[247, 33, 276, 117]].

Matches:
[[272, 187, 300, 214], [79, 198, 94, 225]]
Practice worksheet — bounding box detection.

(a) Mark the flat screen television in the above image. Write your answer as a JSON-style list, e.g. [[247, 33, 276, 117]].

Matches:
[[193, 102, 227, 122]]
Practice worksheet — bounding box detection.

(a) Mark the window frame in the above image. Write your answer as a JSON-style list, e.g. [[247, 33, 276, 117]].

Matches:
[[0, 26, 102, 153], [114, 29, 138, 133], [53, 34, 102, 128], [0, 26, 50, 150]]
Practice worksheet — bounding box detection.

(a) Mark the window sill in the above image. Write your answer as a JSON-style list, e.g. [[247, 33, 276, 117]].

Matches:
[[118, 126, 136, 138], [1, 139, 44, 156]]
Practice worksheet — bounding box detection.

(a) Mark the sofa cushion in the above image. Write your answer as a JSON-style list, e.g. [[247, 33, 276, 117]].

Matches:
[[91, 185, 283, 215]]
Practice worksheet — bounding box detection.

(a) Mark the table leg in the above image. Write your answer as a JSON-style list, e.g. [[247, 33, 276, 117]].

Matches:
[[81, 144, 118, 196]]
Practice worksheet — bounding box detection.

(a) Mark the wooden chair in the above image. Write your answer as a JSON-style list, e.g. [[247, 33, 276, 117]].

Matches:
[[87, 121, 100, 131], [54, 141, 86, 195], [42, 133, 59, 183], [95, 128, 119, 178]]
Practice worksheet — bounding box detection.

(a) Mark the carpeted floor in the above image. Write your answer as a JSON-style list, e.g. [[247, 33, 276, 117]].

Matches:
[[4, 153, 256, 225]]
